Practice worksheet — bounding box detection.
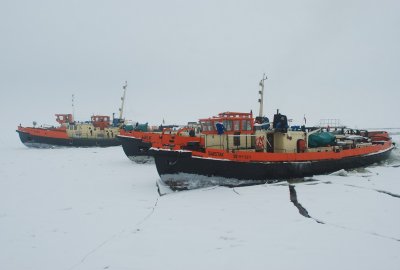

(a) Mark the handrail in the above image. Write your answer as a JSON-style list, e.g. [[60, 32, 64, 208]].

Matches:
[[226, 134, 256, 137], [161, 127, 173, 137], [176, 127, 192, 136]]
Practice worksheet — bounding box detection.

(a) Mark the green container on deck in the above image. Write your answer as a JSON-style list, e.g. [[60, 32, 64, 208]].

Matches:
[[308, 132, 335, 148], [123, 123, 148, 132], [135, 123, 148, 132], [124, 125, 134, 131]]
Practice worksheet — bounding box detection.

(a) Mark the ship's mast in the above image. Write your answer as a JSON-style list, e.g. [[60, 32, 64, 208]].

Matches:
[[258, 74, 267, 117], [72, 94, 75, 121], [119, 81, 127, 119]]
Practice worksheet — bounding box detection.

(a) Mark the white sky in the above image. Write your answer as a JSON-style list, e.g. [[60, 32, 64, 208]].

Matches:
[[1, 0, 400, 135]]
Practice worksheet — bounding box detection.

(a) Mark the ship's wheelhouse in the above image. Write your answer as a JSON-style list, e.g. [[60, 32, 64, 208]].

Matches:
[[55, 114, 74, 125], [199, 112, 254, 135], [91, 115, 111, 130]]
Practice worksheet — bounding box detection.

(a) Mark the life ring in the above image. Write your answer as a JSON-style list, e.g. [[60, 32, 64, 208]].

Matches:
[[256, 136, 265, 149]]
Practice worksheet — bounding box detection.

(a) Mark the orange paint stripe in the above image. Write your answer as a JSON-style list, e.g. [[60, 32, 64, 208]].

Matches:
[[191, 141, 392, 162], [18, 127, 69, 139]]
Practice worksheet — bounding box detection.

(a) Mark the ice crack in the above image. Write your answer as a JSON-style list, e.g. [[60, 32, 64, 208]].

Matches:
[[67, 197, 160, 270], [289, 184, 400, 243], [376, 190, 400, 198], [289, 185, 323, 224], [232, 188, 240, 195], [135, 197, 159, 227], [67, 229, 125, 270], [344, 184, 400, 199]]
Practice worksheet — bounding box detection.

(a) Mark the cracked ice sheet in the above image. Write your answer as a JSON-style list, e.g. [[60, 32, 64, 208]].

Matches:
[[1, 136, 400, 270], [0, 145, 160, 270], [293, 165, 400, 240], [69, 185, 400, 270], [292, 135, 400, 244]]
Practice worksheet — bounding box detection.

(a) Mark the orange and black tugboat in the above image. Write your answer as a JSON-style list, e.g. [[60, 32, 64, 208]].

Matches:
[[17, 82, 128, 148], [117, 123, 203, 163], [150, 76, 394, 189]]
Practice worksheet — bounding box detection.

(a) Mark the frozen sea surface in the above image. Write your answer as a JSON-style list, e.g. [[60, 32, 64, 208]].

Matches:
[[0, 135, 399, 270]]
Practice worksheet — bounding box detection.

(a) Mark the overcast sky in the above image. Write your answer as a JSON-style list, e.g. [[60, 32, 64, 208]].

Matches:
[[1, 0, 399, 143]]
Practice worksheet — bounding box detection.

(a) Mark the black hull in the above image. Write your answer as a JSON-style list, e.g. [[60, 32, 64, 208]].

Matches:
[[150, 147, 394, 189], [17, 130, 121, 148], [116, 135, 153, 162]]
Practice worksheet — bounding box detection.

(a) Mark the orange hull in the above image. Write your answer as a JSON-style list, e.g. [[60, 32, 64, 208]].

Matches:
[[17, 126, 69, 139], [117, 129, 203, 160], [188, 140, 393, 163], [16, 126, 121, 147], [150, 140, 394, 189]]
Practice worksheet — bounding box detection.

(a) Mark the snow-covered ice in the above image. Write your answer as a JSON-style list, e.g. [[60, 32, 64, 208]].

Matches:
[[0, 135, 399, 270]]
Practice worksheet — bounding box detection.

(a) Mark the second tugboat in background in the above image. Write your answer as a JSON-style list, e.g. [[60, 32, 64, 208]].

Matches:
[[150, 75, 395, 189], [16, 82, 128, 148], [117, 122, 203, 163]]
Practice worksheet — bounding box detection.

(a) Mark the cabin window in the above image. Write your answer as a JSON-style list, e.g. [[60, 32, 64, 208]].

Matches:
[[201, 122, 212, 132], [202, 122, 208, 132], [223, 120, 232, 131], [208, 122, 214, 131], [200, 122, 205, 131], [242, 120, 251, 131], [233, 120, 240, 131]]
